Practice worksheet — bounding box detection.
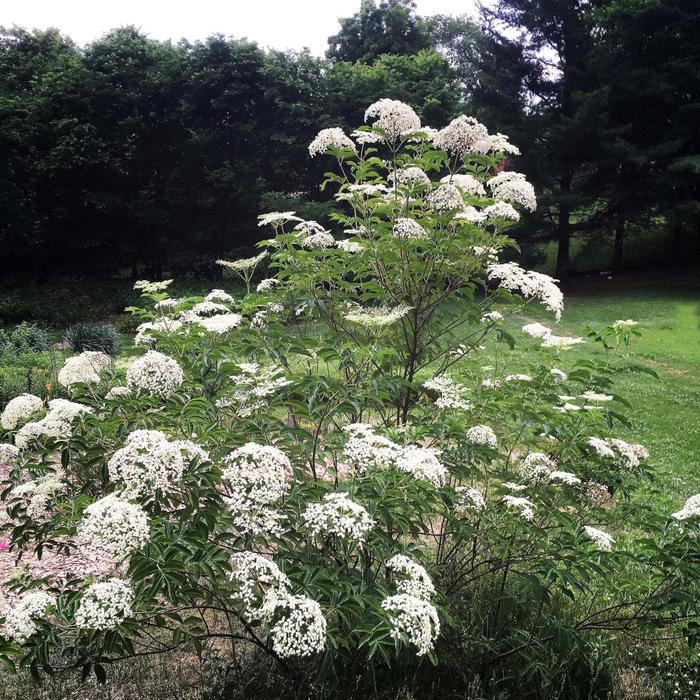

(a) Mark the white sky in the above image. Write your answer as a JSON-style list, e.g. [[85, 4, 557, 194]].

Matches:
[[2, 0, 482, 54]]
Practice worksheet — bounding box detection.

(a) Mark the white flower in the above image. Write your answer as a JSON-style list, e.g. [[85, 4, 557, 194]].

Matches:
[[465, 425, 497, 448], [229, 552, 291, 616], [134, 279, 173, 293], [454, 206, 487, 224], [342, 425, 403, 473], [344, 304, 412, 328], [426, 184, 466, 212], [482, 311, 503, 322], [4, 591, 55, 643], [14, 399, 92, 449], [522, 322, 552, 338], [308, 127, 356, 157], [75, 579, 133, 630], [423, 376, 470, 411], [392, 218, 428, 240], [484, 201, 520, 222], [381, 594, 440, 656], [108, 430, 207, 498], [387, 554, 436, 600], [488, 262, 564, 320], [613, 319, 638, 329], [487, 171, 537, 211], [395, 446, 447, 486], [217, 251, 268, 273], [550, 368, 568, 381], [542, 334, 584, 349], [205, 289, 234, 304], [587, 437, 615, 458], [390, 167, 431, 187], [216, 364, 292, 416], [126, 350, 184, 398], [549, 470, 581, 486], [581, 391, 613, 402], [502, 495, 535, 521], [263, 591, 327, 658], [222, 443, 291, 535], [364, 99, 421, 140], [488, 132, 520, 154], [505, 374, 532, 382], [256, 278, 279, 293], [194, 313, 243, 334], [301, 231, 336, 249], [454, 486, 486, 514], [608, 438, 647, 470], [351, 128, 384, 145], [583, 525, 614, 551], [302, 492, 374, 542], [440, 173, 486, 196], [134, 319, 183, 345], [518, 452, 555, 483], [105, 386, 131, 400], [481, 378, 501, 390], [0, 443, 20, 464], [433, 115, 489, 159], [672, 494, 700, 520], [79, 494, 149, 558], [58, 351, 111, 387], [257, 211, 302, 228], [1, 394, 43, 430]]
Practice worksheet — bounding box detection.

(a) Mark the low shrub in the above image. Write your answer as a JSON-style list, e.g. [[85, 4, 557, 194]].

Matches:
[[0, 323, 49, 354], [65, 322, 121, 356]]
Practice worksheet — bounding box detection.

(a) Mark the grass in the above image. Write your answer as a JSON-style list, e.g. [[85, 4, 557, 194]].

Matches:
[[541, 271, 700, 510]]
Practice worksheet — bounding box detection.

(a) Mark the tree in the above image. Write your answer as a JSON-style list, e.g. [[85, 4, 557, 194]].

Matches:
[[327, 0, 432, 63]]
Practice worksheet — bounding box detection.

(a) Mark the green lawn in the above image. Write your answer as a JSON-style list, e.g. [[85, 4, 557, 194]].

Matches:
[[545, 278, 700, 510]]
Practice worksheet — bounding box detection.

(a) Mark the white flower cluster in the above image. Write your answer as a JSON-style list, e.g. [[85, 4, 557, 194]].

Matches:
[[501, 495, 535, 521], [387, 554, 436, 600], [390, 166, 431, 187], [672, 494, 700, 520], [484, 201, 520, 222], [79, 494, 150, 558], [8, 473, 64, 521], [257, 211, 302, 228], [336, 238, 364, 253], [108, 430, 208, 497], [126, 350, 184, 398], [548, 470, 581, 486], [454, 207, 487, 224], [216, 363, 292, 416], [454, 486, 486, 515], [4, 591, 55, 643], [301, 231, 336, 249], [302, 492, 375, 543], [134, 279, 173, 294], [217, 251, 268, 273], [441, 173, 486, 196], [580, 391, 613, 402], [1, 393, 43, 430], [105, 386, 131, 400], [426, 184, 465, 212], [193, 313, 243, 334], [58, 351, 111, 387], [522, 322, 552, 339], [433, 115, 489, 159], [392, 217, 428, 240], [583, 525, 614, 551], [0, 443, 19, 464], [222, 443, 292, 535], [364, 99, 421, 140], [522, 322, 584, 349], [465, 425, 497, 448], [229, 551, 290, 616], [75, 578, 134, 630], [205, 289, 234, 304], [308, 127, 357, 157], [423, 376, 470, 411], [134, 319, 183, 345], [14, 399, 92, 449], [256, 278, 279, 293], [344, 304, 412, 328], [395, 446, 447, 487], [488, 262, 564, 320], [262, 591, 327, 658], [382, 553, 439, 656], [518, 452, 555, 483], [587, 437, 648, 470], [487, 171, 537, 211], [489, 132, 520, 154], [342, 423, 403, 473], [482, 311, 504, 322]]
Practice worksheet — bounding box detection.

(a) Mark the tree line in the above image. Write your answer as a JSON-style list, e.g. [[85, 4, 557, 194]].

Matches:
[[0, 0, 698, 280]]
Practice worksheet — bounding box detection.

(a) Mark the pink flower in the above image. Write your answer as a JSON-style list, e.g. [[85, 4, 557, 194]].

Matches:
[[0, 538, 10, 552]]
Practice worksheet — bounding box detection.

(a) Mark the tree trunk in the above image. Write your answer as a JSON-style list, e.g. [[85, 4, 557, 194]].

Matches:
[[612, 215, 625, 271]]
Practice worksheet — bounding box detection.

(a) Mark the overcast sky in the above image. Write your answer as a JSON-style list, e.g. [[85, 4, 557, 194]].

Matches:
[[2, 1, 482, 54]]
